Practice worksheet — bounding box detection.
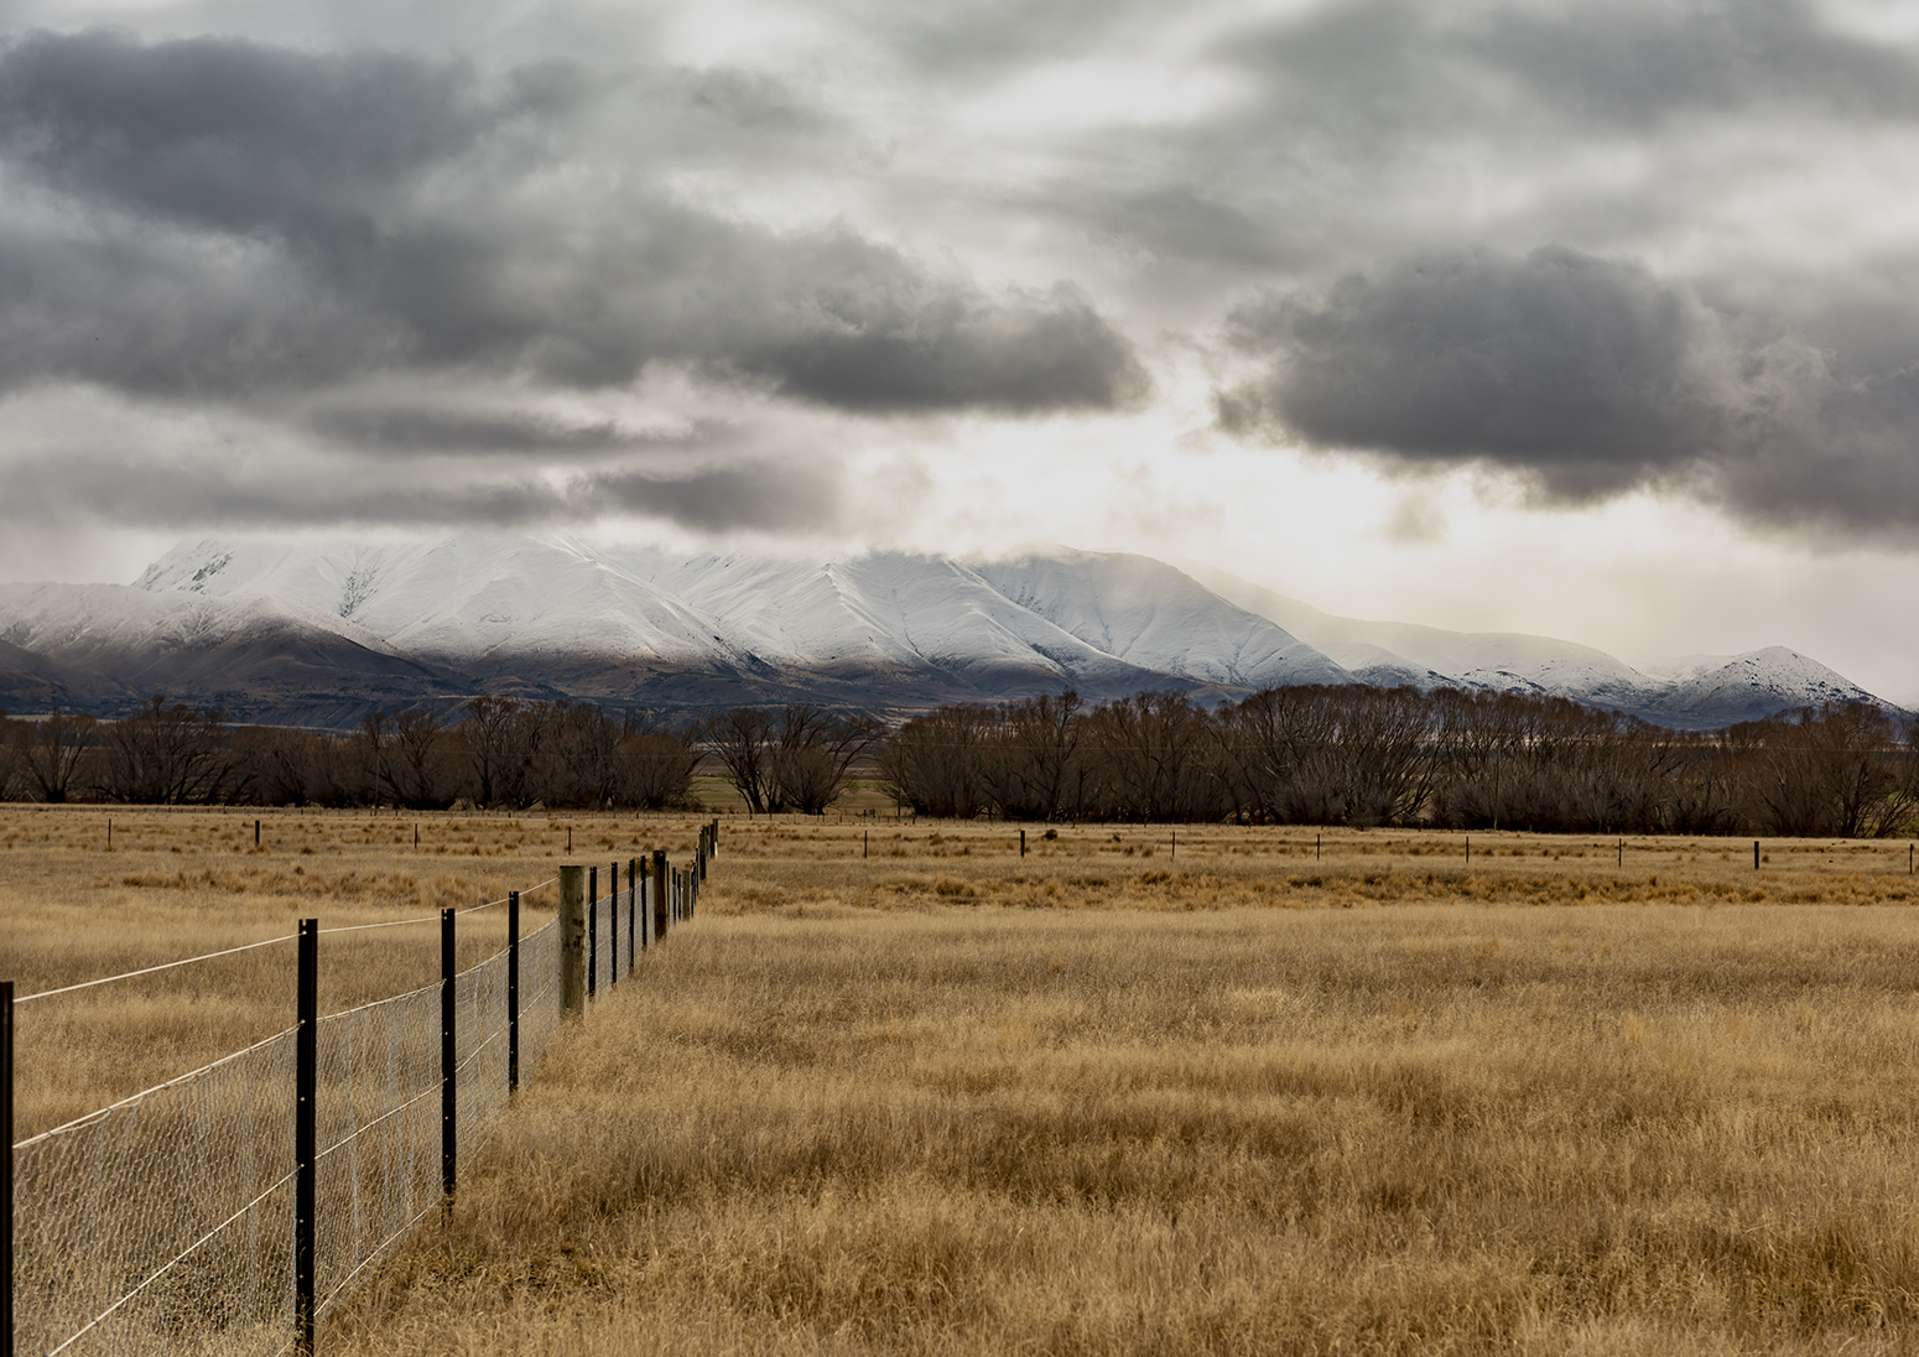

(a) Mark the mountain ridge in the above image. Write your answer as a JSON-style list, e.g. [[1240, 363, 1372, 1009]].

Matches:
[[0, 534, 1903, 729]]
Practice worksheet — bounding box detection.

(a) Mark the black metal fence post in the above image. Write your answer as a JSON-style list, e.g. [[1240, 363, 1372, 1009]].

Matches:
[[2, 980, 14, 1357], [440, 908, 456, 1203], [587, 867, 598, 999], [507, 891, 520, 1095], [294, 920, 317, 1357], [609, 860, 619, 987], [652, 850, 668, 941]]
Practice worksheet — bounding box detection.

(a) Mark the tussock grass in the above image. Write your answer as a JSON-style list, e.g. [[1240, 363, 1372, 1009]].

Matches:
[[8, 808, 1919, 1351], [322, 906, 1919, 1353]]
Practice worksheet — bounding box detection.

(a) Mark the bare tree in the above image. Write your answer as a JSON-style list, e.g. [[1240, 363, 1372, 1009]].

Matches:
[[990, 691, 1086, 821], [0, 713, 20, 800], [459, 696, 534, 807], [703, 707, 777, 813], [619, 711, 703, 809], [534, 703, 623, 807], [21, 712, 96, 803], [360, 708, 453, 808], [99, 697, 235, 804], [770, 706, 881, 814], [880, 705, 993, 818], [1086, 692, 1226, 822]]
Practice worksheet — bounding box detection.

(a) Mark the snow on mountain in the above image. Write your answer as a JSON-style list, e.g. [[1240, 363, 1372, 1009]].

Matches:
[[1195, 570, 1655, 706], [975, 550, 1354, 689], [0, 533, 1900, 728], [1192, 567, 1905, 727], [136, 536, 739, 670], [1645, 647, 1891, 729], [611, 549, 1166, 693], [0, 577, 450, 723]]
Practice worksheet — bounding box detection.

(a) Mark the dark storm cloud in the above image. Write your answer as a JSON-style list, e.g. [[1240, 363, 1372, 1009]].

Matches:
[[0, 450, 843, 533], [1027, 1, 1919, 288], [0, 30, 1146, 418], [1217, 247, 1730, 501], [591, 462, 845, 533], [1218, 244, 1919, 535], [0, 30, 515, 233]]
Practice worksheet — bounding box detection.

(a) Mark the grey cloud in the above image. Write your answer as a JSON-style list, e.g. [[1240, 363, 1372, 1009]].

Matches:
[[1218, 246, 1730, 500], [0, 449, 843, 533], [1043, 184, 1296, 272], [828, 0, 1165, 81], [1038, 0, 1919, 295], [1465, 0, 1919, 130], [0, 213, 403, 398], [1222, 0, 1919, 143], [590, 462, 846, 532], [1218, 244, 1919, 536], [304, 406, 737, 457], [0, 30, 1146, 418], [0, 31, 528, 236]]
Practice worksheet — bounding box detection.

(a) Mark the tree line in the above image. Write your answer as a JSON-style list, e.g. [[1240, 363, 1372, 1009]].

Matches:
[[877, 687, 1919, 838], [2, 686, 1915, 838], [0, 697, 703, 810]]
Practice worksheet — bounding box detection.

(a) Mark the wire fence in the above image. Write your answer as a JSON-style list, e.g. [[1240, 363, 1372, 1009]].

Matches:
[[3, 823, 719, 1356]]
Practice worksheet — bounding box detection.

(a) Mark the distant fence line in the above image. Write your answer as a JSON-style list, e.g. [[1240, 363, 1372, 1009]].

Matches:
[[1, 821, 721, 1356]]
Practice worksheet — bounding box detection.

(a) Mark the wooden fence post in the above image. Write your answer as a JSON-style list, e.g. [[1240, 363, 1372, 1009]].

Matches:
[[586, 867, 598, 1000], [293, 920, 317, 1357], [1019, 829, 1025, 858], [1754, 840, 1761, 870], [560, 867, 585, 1019], [652, 850, 668, 941], [610, 861, 619, 986], [633, 857, 646, 954]]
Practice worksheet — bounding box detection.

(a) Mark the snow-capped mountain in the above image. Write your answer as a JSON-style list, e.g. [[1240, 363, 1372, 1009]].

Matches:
[[0, 534, 1903, 729], [1650, 647, 1885, 728], [1195, 567, 1905, 730], [975, 551, 1352, 690]]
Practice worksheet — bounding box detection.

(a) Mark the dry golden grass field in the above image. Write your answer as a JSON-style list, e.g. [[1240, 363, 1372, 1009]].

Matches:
[[8, 807, 1919, 1353]]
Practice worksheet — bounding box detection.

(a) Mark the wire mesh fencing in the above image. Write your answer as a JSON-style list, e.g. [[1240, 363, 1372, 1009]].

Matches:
[[13, 1028, 298, 1356], [310, 981, 440, 1328], [4, 821, 722, 1357]]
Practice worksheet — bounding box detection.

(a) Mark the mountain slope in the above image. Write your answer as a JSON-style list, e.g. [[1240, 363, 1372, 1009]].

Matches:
[[0, 534, 1898, 728], [1645, 647, 1886, 729], [1194, 569, 1657, 707], [977, 551, 1354, 690], [611, 549, 1169, 696], [0, 579, 456, 724]]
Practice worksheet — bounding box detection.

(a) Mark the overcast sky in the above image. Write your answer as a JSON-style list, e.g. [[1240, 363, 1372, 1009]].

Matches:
[[1, 0, 1916, 701]]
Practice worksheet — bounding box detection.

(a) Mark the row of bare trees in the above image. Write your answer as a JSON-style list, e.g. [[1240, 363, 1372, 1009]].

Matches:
[[878, 687, 1919, 837], [0, 697, 704, 810], [4, 687, 1915, 836]]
